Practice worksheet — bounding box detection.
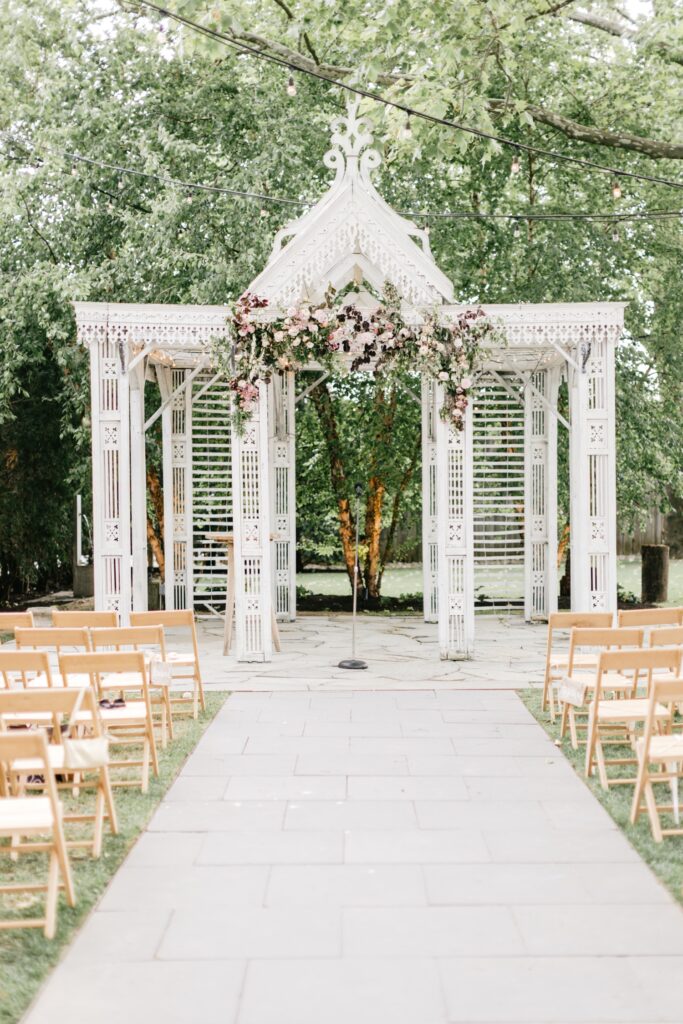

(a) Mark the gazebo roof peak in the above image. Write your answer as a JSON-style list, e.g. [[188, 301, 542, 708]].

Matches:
[[248, 101, 455, 308]]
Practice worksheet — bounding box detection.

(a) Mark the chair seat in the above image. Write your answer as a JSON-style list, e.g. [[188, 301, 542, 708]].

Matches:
[[0, 796, 54, 834], [101, 671, 170, 691], [11, 747, 67, 772], [550, 652, 598, 669], [166, 651, 196, 667], [564, 671, 633, 691], [0, 711, 53, 724], [28, 672, 91, 690], [637, 734, 683, 761], [74, 701, 147, 725], [596, 698, 669, 721]]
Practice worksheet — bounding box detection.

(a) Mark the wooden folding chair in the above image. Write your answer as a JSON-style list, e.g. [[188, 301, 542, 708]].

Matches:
[[585, 646, 682, 790], [0, 688, 118, 857], [618, 607, 683, 630], [52, 610, 118, 628], [58, 652, 158, 792], [90, 626, 174, 747], [16, 627, 91, 688], [0, 650, 56, 692], [0, 730, 75, 938], [130, 610, 205, 716], [0, 611, 35, 642], [542, 612, 613, 718], [558, 627, 643, 748], [631, 676, 683, 841]]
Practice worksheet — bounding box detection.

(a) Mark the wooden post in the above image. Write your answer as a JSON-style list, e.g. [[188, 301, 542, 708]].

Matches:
[[641, 544, 669, 603]]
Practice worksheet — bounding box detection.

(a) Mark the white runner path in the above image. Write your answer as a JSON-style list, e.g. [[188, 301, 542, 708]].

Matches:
[[24, 688, 683, 1024]]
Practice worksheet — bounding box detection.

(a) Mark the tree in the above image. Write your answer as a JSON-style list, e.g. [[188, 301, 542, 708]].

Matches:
[[0, 0, 681, 601]]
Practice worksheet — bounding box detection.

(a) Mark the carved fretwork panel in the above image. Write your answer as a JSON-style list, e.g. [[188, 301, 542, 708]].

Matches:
[[268, 373, 296, 622], [421, 376, 439, 622]]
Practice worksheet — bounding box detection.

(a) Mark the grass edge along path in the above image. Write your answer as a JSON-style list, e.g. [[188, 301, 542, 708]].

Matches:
[[0, 691, 229, 1024], [520, 688, 683, 905]]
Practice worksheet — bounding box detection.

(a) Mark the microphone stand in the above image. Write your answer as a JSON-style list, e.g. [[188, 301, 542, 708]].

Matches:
[[338, 483, 368, 670]]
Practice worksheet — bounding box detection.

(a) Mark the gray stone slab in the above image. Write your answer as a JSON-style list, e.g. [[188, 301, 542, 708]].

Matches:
[[345, 829, 491, 864], [148, 799, 286, 832], [342, 906, 521, 956], [23, 961, 246, 1024], [266, 864, 427, 907], [99, 864, 269, 911], [284, 798, 417, 830], [238, 958, 447, 1024], [512, 903, 683, 955], [198, 830, 344, 865], [346, 775, 469, 800], [158, 906, 341, 959], [223, 774, 347, 801]]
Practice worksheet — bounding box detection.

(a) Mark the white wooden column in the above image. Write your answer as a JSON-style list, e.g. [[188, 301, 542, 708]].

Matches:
[[421, 375, 439, 623], [231, 382, 273, 661], [159, 368, 193, 610], [90, 330, 132, 619], [524, 368, 559, 620], [268, 371, 296, 622], [129, 361, 148, 612], [569, 334, 617, 613], [436, 385, 475, 658]]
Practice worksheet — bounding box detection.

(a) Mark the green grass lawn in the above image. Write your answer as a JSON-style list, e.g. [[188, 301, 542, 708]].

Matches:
[[0, 692, 228, 1024], [520, 688, 683, 903], [298, 558, 683, 605]]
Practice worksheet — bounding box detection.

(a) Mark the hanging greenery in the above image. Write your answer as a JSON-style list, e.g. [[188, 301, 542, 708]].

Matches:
[[212, 283, 505, 432]]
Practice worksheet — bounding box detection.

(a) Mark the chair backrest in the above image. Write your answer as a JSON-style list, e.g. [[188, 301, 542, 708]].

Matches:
[[0, 650, 54, 690], [641, 676, 683, 747], [52, 610, 118, 628], [595, 646, 681, 700], [89, 625, 165, 656], [58, 650, 149, 704], [15, 627, 91, 653], [0, 685, 101, 738], [0, 611, 35, 634], [0, 729, 61, 810], [546, 612, 613, 660], [568, 627, 644, 670], [130, 610, 199, 661], [649, 626, 683, 648], [617, 607, 682, 627]]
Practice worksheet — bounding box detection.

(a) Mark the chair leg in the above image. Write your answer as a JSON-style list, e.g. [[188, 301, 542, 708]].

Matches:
[[585, 712, 597, 778], [92, 787, 104, 858], [53, 816, 76, 908], [148, 723, 159, 777], [44, 850, 60, 939], [595, 737, 609, 789], [165, 689, 174, 741], [196, 667, 205, 714], [568, 707, 579, 750], [101, 767, 118, 836], [141, 736, 150, 794], [643, 777, 663, 842]]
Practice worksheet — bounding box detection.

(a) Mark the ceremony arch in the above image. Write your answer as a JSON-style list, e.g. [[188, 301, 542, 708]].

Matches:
[[74, 103, 623, 662]]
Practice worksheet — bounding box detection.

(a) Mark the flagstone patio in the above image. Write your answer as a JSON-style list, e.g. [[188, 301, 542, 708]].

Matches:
[[186, 612, 549, 691], [22, 672, 683, 1024]]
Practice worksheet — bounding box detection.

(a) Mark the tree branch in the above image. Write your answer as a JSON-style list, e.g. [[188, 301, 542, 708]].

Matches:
[[489, 98, 683, 159], [225, 24, 683, 158], [16, 191, 58, 263], [270, 0, 322, 65], [568, 9, 683, 66]]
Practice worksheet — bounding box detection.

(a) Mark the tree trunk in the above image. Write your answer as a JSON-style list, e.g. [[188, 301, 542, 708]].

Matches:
[[309, 381, 359, 592], [146, 465, 165, 574], [364, 475, 385, 602], [641, 544, 669, 604]]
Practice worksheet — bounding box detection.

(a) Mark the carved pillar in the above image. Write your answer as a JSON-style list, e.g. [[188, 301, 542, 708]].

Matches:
[[524, 368, 559, 620], [421, 375, 438, 622], [268, 371, 296, 622], [436, 385, 475, 657], [129, 361, 148, 612], [232, 382, 273, 661], [569, 332, 617, 612], [89, 327, 131, 619]]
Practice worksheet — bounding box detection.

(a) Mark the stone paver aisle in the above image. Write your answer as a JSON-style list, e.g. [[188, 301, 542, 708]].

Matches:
[[25, 690, 683, 1024]]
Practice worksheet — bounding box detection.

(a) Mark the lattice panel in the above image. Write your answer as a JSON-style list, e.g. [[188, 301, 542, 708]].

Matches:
[[584, 339, 612, 610], [170, 369, 191, 610], [472, 377, 525, 611], [525, 370, 551, 620], [191, 372, 233, 614]]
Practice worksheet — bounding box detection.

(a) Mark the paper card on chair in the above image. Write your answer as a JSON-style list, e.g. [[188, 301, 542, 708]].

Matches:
[[557, 676, 588, 707], [150, 659, 173, 685]]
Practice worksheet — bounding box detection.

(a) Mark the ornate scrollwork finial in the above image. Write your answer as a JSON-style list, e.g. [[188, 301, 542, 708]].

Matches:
[[323, 100, 381, 184]]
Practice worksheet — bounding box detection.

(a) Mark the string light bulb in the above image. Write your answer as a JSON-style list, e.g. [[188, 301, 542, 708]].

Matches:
[[510, 150, 521, 175], [611, 179, 622, 200], [286, 76, 297, 97], [513, 221, 522, 238], [259, 208, 268, 217], [400, 116, 412, 140], [611, 226, 620, 242]]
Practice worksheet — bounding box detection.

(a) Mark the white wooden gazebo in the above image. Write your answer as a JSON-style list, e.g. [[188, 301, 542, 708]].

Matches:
[[74, 103, 623, 661]]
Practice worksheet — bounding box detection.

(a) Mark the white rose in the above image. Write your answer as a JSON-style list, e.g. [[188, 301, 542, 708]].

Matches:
[[461, 377, 472, 388], [438, 371, 449, 381]]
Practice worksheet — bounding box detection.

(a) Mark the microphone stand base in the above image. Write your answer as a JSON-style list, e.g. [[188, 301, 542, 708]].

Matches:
[[338, 659, 368, 670]]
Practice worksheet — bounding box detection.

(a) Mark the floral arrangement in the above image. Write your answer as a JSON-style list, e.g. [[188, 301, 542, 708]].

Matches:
[[213, 283, 504, 432]]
